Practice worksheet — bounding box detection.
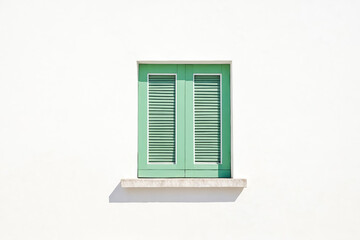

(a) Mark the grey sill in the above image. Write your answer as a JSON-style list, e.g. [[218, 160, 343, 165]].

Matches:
[[120, 178, 247, 188]]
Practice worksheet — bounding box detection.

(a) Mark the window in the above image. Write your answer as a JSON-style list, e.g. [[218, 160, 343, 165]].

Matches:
[[138, 64, 230, 178]]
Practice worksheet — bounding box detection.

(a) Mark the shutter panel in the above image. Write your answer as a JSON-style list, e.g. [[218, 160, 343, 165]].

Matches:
[[148, 74, 176, 163], [194, 75, 221, 163]]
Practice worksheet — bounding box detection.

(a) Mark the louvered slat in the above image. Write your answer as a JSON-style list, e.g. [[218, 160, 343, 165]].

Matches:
[[148, 75, 176, 163], [194, 75, 221, 163]]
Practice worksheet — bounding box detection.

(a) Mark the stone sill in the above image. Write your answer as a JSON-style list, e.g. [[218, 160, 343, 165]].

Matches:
[[120, 178, 247, 188]]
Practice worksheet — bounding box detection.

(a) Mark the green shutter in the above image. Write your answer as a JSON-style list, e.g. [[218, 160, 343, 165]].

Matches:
[[184, 64, 231, 178], [194, 75, 221, 163], [138, 64, 230, 178], [138, 64, 185, 177], [148, 75, 176, 163]]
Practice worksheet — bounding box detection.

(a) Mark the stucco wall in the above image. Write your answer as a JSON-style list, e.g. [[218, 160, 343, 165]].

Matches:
[[1, 0, 360, 239]]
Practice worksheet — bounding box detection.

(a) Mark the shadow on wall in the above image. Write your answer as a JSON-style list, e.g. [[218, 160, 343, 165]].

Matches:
[[109, 183, 244, 203]]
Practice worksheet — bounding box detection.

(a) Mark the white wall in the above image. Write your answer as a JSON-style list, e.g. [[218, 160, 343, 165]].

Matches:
[[1, 0, 360, 239]]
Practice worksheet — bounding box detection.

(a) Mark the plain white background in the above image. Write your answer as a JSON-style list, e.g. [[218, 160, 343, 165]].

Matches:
[[1, 0, 360, 239]]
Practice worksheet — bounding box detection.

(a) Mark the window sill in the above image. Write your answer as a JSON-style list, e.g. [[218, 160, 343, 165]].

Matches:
[[120, 178, 247, 188]]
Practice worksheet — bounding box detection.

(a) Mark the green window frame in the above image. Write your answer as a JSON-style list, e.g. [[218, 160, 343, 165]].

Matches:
[[138, 64, 231, 178]]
